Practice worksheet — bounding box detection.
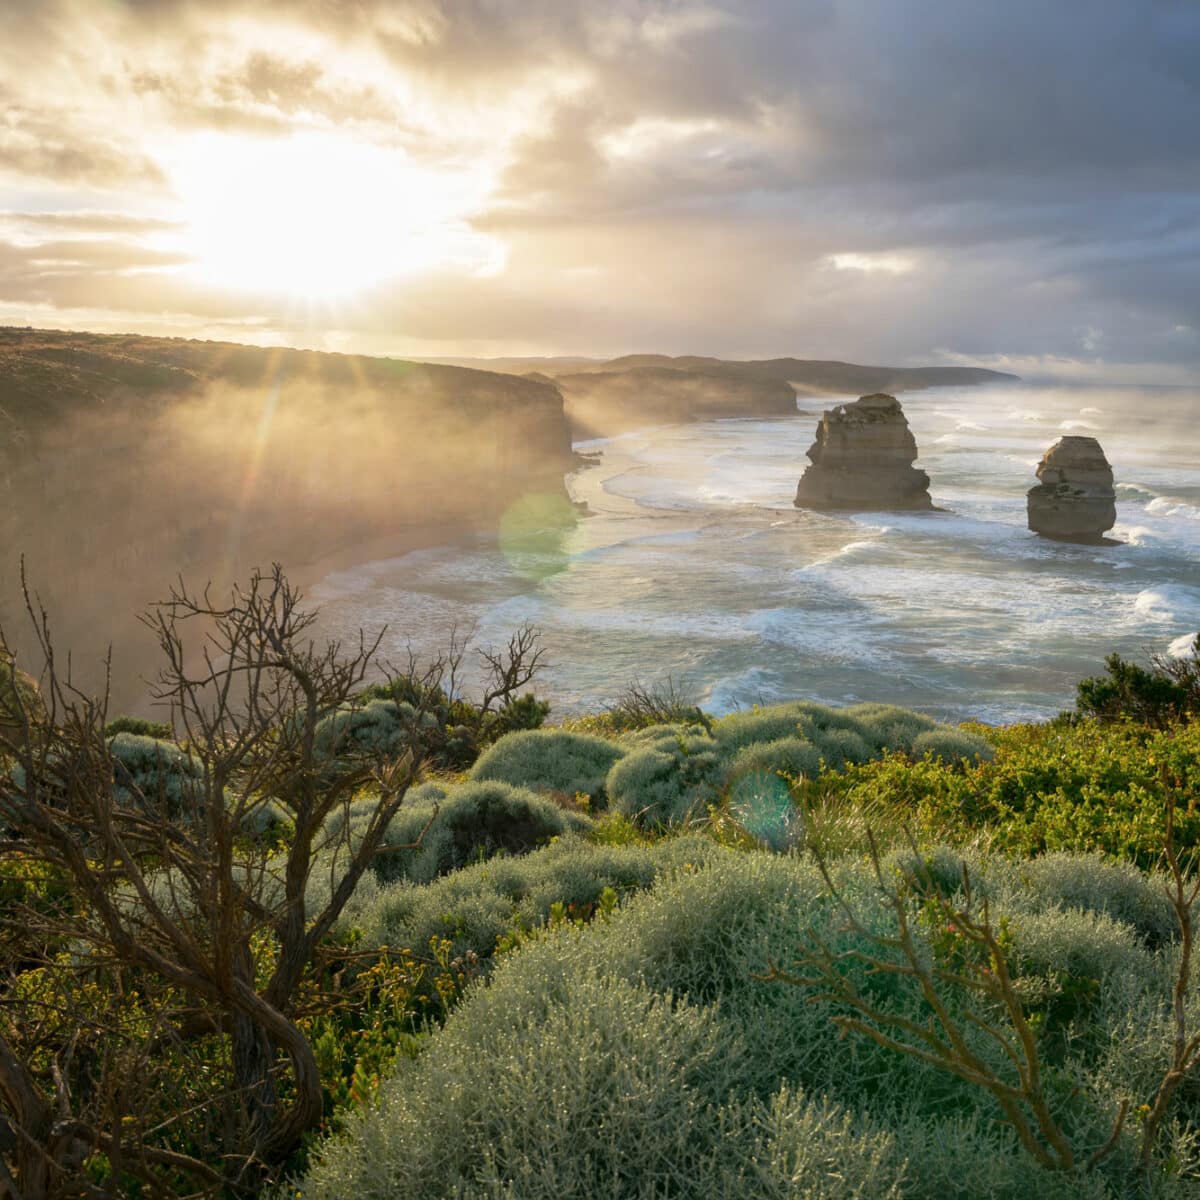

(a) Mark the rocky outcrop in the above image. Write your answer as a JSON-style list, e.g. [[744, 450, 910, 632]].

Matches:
[[1026, 436, 1117, 543], [793, 393, 933, 511]]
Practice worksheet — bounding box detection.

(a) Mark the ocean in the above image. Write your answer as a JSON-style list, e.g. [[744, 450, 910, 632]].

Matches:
[[309, 382, 1200, 724]]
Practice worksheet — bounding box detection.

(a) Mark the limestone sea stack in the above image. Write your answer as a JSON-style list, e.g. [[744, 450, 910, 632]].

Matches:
[[794, 393, 933, 511], [1026, 436, 1117, 543]]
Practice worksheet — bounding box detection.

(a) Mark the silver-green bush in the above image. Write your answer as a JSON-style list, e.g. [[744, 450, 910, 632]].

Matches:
[[367, 780, 590, 885], [605, 732, 721, 829], [337, 832, 722, 965], [470, 728, 625, 804], [312, 698, 434, 768], [1001, 852, 1177, 946], [812, 726, 873, 768], [303, 844, 1199, 1197], [712, 706, 816, 753], [844, 703, 940, 752], [108, 732, 204, 816], [299, 924, 907, 1199], [910, 726, 995, 764]]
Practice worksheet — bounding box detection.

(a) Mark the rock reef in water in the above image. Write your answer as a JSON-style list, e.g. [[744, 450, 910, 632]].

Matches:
[[1026, 436, 1117, 543], [793, 393, 933, 511]]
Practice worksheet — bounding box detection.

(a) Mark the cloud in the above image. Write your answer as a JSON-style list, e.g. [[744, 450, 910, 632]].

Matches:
[[0, 94, 167, 190], [0, 0, 1197, 375], [826, 253, 915, 276]]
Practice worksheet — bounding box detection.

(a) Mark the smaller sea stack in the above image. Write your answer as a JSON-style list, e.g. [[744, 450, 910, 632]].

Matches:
[[1026, 436, 1117, 544], [794, 393, 933, 511]]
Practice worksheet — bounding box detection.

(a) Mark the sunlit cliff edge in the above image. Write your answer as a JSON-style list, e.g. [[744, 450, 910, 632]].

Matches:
[[0, 327, 574, 708]]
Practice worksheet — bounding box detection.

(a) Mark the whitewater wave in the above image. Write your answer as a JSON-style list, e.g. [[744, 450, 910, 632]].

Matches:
[[1115, 481, 1159, 501], [1146, 495, 1200, 520], [1168, 631, 1199, 658], [1113, 524, 1154, 547], [702, 666, 788, 715], [746, 606, 895, 662], [1133, 587, 1200, 624]]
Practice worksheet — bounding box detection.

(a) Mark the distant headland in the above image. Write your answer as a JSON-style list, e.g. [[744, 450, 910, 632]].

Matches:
[[423, 351, 1019, 438]]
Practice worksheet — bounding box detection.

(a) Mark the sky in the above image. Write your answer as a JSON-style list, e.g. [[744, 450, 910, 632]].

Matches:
[[1, 0, 1198, 379]]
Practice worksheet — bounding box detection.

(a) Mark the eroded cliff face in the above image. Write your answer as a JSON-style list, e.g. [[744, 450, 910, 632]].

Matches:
[[1026, 436, 1117, 543], [0, 329, 574, 708], [793, 393, 934, 511]]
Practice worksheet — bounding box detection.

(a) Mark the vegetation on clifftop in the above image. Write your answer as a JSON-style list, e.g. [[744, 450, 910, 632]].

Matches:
[[1, 571, 1198, 1198]]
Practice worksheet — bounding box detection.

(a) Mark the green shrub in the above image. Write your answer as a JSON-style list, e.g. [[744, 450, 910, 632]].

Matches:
[[337, 833, 721, 969], [823, 719, 1200, 864], [712, 706, 815, 753], [910, 727, 994, 765], [103, 714, 173, 740], [605, 733, 721, 830], [369, 781, 590, 885], [493, 692, 552, 734], [844, 703, 940, 752], [1075, 642, 1198, 728], [602, 677, 710, 732], [313, 699, 434, 768], [0, 655, 43, 744], [108, 732, 204, 816], [813, 726, 872, 768], [305, 844, 1199, 1198], [470, 728, 624, 805]]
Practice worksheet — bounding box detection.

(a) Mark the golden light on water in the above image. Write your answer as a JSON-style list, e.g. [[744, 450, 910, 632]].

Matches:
[[170, 132, 505, 300], [498, 493, 578, 579]]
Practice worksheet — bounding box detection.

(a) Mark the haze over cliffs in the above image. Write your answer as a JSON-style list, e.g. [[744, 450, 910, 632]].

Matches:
[[0, 328, 574, 708], [426, 352, 1018, 437], [1, 328, 1015, 708]]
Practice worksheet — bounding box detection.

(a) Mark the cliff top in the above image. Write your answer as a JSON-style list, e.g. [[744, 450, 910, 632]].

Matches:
[[0, 326, 564, 438]]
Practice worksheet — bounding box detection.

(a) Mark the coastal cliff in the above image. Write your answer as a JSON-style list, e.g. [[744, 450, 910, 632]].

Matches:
[[0, 328, 575, 707]]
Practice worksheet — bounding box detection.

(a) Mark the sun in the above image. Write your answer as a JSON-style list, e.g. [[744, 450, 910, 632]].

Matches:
[[171, 132, 503, 300]]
